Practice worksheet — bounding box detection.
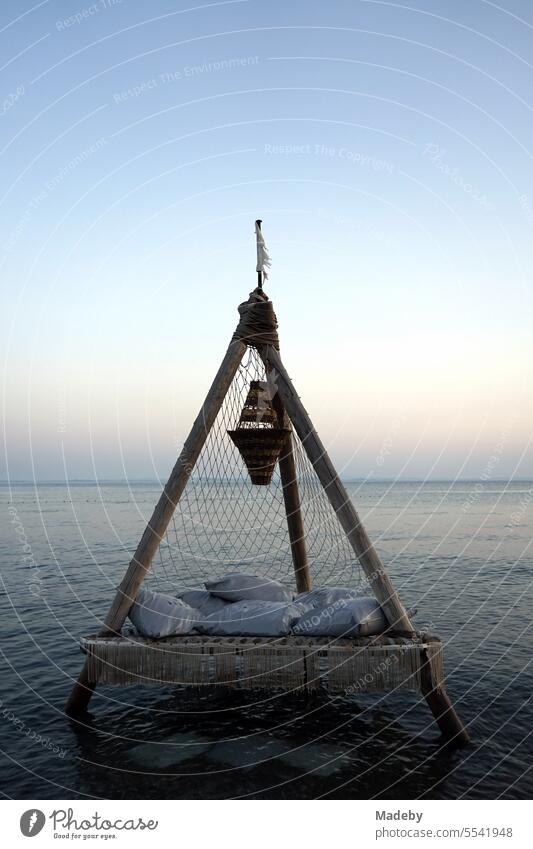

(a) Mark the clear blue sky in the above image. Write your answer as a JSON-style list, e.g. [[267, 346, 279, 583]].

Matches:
[[2, 0, 532, 482]]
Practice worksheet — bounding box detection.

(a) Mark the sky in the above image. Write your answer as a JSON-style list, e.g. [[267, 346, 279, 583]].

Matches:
[[1, 0, 532, 483]]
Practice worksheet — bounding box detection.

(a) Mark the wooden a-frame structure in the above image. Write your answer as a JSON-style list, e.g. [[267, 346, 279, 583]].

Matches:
[[65, 224, 469, 746]]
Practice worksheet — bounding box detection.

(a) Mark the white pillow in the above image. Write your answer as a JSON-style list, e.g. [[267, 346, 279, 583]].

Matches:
[[197, 600, 304, 637], [205, 572, 292, 603], [128, 588, 200, 638], [293, 596, 387, 638]]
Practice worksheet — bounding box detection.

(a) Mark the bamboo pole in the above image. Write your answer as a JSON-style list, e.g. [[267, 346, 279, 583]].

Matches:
[[278, 430, 312, 594], [65, 337, 247, 716], [262, 353, 311, 594], [262, 345, 414, 633]]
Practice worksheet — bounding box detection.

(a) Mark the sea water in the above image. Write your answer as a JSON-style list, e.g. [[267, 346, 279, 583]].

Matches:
[[0, 481, 531, 799]]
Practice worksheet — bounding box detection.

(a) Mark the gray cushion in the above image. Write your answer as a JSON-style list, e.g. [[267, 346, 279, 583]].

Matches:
[[295, 586, 362, 609], [128, 588, 200, 638], [205, 572, 292, 603], [293, 596, 387, 638], [197, 600, 304, 636], [178, 590, 229, 616]]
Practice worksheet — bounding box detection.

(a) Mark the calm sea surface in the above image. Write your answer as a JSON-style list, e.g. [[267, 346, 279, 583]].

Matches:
[[1, 481, 532, 800]]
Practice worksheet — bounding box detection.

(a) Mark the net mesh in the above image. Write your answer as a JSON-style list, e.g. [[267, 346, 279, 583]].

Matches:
[[149, 347, 366, 596]]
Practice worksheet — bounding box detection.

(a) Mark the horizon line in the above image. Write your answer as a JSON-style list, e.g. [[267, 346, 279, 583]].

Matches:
[[2, 477, 532, 485]]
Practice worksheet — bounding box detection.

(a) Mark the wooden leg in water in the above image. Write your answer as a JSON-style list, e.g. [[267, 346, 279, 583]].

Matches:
[[65, 659, 96, 717], [423, 686, 470, 746], [420, 650, 469, 745]]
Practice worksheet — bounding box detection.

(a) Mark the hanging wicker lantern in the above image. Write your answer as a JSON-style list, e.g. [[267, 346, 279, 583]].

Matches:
[[228, 380, 289, 485]]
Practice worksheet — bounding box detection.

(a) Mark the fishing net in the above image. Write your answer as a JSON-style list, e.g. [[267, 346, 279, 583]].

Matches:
[[148, 346, 366, 597]]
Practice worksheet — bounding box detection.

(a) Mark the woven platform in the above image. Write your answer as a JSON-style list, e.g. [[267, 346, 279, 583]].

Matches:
[[80, 631, 443, 695]]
